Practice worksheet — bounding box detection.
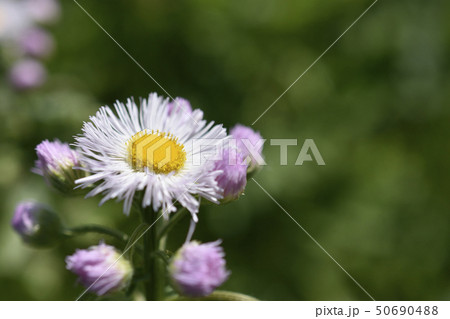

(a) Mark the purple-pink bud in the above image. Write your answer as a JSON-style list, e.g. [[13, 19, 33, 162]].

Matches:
[[214, 147, 247, 203], [12, 202, 37, 236], [34, 139, 79, 174], [9, 59, 46, 90], [11, 201, 63, 247], [19, 28, 54, 57], [33, 139, 86, 194], [170, 241, 230, 297], [230, 124, 264, 171], [66, 243, 133, 296], [25, 0, 61, 24]]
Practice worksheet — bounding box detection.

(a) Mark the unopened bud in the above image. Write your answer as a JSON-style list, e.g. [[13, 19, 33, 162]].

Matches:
[[230, 124, 264, 174], [33, 139, 87, 194], [11, 201, 63, 247], [66, 242, 133, 296], [213, 147, 247, 204], [170, 240, 229, 297]]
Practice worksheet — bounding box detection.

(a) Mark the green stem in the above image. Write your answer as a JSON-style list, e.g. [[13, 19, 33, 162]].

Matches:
[[141, 207, 165, 301], [166, 290, 258, 301], [64, 225, 129, 244]]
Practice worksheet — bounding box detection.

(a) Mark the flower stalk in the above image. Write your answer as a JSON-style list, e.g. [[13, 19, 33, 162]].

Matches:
[[141, 206, 166, 301]]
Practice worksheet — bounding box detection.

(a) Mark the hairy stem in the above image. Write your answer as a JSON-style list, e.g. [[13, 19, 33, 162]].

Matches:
[[141, 207, 165, 301]]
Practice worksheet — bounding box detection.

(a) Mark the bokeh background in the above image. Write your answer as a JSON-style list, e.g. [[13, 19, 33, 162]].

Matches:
[[1, 0, 450, 300]]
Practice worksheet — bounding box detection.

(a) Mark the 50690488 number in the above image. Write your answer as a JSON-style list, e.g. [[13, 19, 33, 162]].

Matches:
[[376, 306, 438, 316]]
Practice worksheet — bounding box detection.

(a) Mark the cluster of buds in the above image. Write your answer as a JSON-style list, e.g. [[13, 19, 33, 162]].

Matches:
[[11, 139, 86, 246], [0, 0, 60, 90], [63, 240, 230, 297]]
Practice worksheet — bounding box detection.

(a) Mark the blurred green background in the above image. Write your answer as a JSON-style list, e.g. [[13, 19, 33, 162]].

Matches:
[[1, 0, 450, 300]]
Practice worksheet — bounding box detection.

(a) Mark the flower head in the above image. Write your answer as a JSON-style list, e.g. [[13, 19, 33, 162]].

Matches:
[[170, 241, 229, 297], [230, 124, 264, 172], [0, 1, 32, 40], [75, 93, 227, 220], [25, 0, 60, 24], [19, 27, 54, 57], [33, 139, 85, 194], [11, 201, 63, 247], [213, 147, 247, 203], [66, 242, 133, 296], [9, 59, 46, 90]]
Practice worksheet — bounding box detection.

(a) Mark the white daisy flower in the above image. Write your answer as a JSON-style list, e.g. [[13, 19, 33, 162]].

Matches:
[[75, 93, 227, 221]]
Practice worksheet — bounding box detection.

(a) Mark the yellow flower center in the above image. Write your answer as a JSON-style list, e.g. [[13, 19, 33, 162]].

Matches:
[[127, 130, 186, 174]]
